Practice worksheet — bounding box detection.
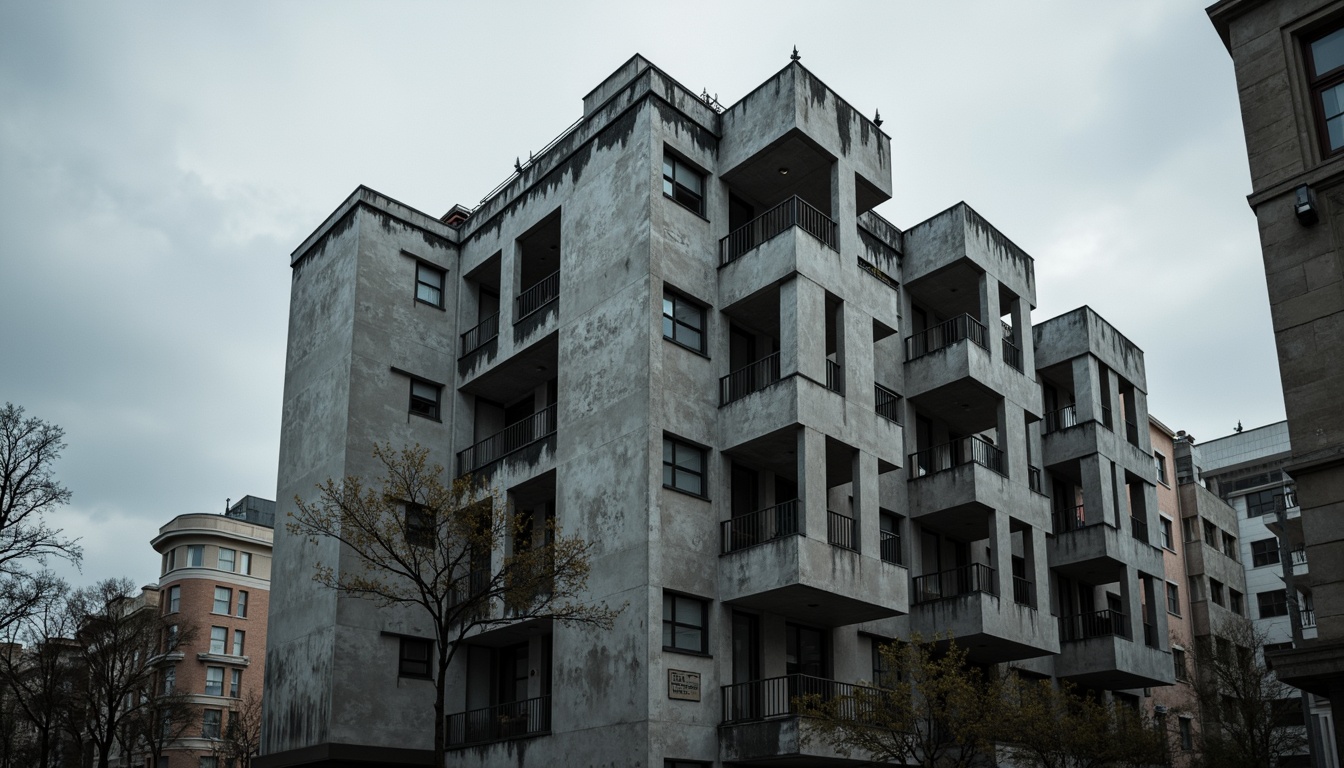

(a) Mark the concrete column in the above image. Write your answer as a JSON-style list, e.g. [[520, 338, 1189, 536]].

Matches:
[[1131, 386, 1153, 453], [780, 277, 827, 384], [987, 510, 1013, 600], [843, 302, 872, 407], [500, 241, 520, 336], [798, 426, 829, 539], [977, 273, 1002, 363], [853, 450, 879, 558], [1000, 400, 1027, 484], [1135, 482, 1159, 546], [1071, 355, 1101, 424], [1105, 365, 1123, 432], [1012, 295, 1036, 378], [1079, 455, 1116, 528], [1122, 568, 1143, 642], [831, 159, 856, 256], [1029, 527, 1049, 610]]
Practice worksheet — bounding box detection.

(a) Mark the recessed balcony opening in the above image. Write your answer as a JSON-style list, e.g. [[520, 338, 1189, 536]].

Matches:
[[1057, 577, 1131, 643], [722, 437, 800, 554], [458, 341, 559, 476], [720, 132, 837, 265], [462, 252, 502, 358], [873, 318, 903, 425], [824, 293, 843, 395], [913, 526, 994, 604], [908, 407, 1004, 480], [1040, 371, 1080, 435], [515, 212, 561, 323], [999, 283, 1024, 373], [823, 436, 858, 552], [449, 634, 553, 748], [904, 263, 985, 361]]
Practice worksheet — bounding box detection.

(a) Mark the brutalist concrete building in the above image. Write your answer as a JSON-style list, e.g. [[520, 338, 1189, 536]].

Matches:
[[258, 55, 1174, 768]]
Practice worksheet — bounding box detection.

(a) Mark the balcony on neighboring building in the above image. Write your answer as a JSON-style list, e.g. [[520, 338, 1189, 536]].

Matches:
[[1055, 609, 1174, 689], [719, 675, 884, 764], [445, 695, 551, 748]]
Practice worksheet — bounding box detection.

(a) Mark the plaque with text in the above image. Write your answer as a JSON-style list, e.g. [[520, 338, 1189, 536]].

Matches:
[[668, 669, 701, 701]]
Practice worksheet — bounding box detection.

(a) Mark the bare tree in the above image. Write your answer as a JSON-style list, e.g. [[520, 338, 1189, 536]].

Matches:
[[288, 443, 619, 768], [116, 680, 197, 768], [209, 690, 262, 768], [0, 404, 82, 633], [0, 581, 79, 768]]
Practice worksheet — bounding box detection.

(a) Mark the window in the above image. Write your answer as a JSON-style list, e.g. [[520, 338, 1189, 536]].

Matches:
[[202, 709, 221, 738], [239, 551, 252, 575], [1160, 517, 1175, 551], [1182, 517, 1196, 543], [1258, 589, 1289, 618], [409, 379, 441, 421], [1222, 532, 1238, 561], [164, 549, 176, 573], [163, 665, 175, 694], [188, 546, 204, 567], [404, 504, 434, 547], [229, 669, 242, 698], [1252, 537, 1280, 567], [210, 626, 227, 655], [662, 291, 705, 353], [662, 592, 708, 654], [1154, 452, 1168, 484], [201, 758, 218, 768], [662, 151, 705, 215], [217, 548, 235, 572], [1179, 717, 1193, 750], [236, 590, 249, 618], [204, 667, 224, 697], [662, 436, 706, 497], [1167, 582, 1181, 616], [165, 624, 179, 651], [415, 261, 445, 308], [1173, 648, 1188, 681], [213, 587, 231, 614], [1211, 579, 1225, 607], [167, 586, 180, 614], [1203, 519, 1217, 543], [1246, 488, 1283, 517], [232, 629, 245, 656], [1231, 589, 1244, 615], [399, 637, 431, 678], [1307, 25, 1344, 155]]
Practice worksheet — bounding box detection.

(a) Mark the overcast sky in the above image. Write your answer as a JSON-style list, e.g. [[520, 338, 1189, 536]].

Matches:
[[0, 1, 1280, 589]]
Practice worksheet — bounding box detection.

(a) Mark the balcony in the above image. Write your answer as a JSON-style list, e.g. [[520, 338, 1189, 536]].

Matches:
[[1043, 404, 1079, 434], [720, 675, 884, 764], [1002, 337, 1023, 373], [1054, 504, 1089, 534], [720, 195, 837, 266], [722, 500, 800, 554], [1055, 610, 1173, 689], [905, 314, 987, 361], [1013, 577, 1036, 608], [1302, 608, 1317, 628], [445, 695, 551, 748], [460, 312, 500, 358], [1028, 465, 1043, 494], [1048, 517, 1163, 585], [1060, 609, 1130, 642], [825, 359, 843, 394], [908, 435, 1004, 480], [914, 564, 996, 604], [909, 564, 1057, 663], [827, 510, 857, 551], [457, 404, 557, 476], [721, 352, 782, 406], [515, 270, 560, 322], [874, 384, 901, 423], [880, 531, 902, 565], [1130, 515, 1150, 546]]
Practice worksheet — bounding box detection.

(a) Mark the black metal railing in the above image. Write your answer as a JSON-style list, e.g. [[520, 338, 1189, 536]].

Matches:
[[913, 563, 996, 604], [1125, 419, 1140, 447], [721, 500, 801, 553], [719, 196, 839, 266], [1060, 609, 1129, 642], [446, 695, 551, 747], [515, 271, 560, 321], [1028, 465, 1042, 493], [904, 314, 988, 361], [720, 352, 781, 405], [460, 312, 500, 356], [1043, 404, 1079, 434], [908, 435, 1004, 479], [827, 510, 857, 551], [1130, 515, 1150, 545], [880, 530, 901, 565], [825, 359, 843, 393], [1013, 577, 1036, 608], [456, 404, 558, 475], [1101, 405, 1113, 430], [1002, 338, 1023, 372], [1302, 608, 1317, 628], [875, 384, 901, 423], [448, 568, 491, 608], [721, 674, 880, 724], [1054, 505, 1088, 533]]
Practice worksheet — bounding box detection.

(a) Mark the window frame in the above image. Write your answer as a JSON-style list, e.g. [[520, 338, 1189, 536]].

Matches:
[[399, 636, 432, 679], [1154, 451, 1169, 485], [1258, 589, 1289, 619], [404, 503, 435, 548], [229, 668, 242, 698], [1160, 517, 1175, 551], [1166, 582, 1181, 616], [213, 587, 232, 614], [239, 551, 252, 575], [409, 378, 442, 422], [1306, 23, 1344, 158], [414, 260, 446, 309], [188, 545, 204, 568], [662, 591, 709, 655], [232, 629, 245, 656], [1251, 537, 1281, 567], [662, 289, 707, 355], [202, 708, 222, 738], [236, 590, 249, 618], [1173, 648, 1188, 682], [163, 664, 176, 694], [662, 150, 706, 216], [662, 435, 708, 499], [167, 585, 180, 614], [217, 548, 235, 573], [204, 667, 224, 697], [209, 626, 227, 655]]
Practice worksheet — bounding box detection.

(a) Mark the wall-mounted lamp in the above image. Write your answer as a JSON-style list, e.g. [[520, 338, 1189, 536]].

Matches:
[[1295, 183, 1319, 226], [778, 167, 789, 176]]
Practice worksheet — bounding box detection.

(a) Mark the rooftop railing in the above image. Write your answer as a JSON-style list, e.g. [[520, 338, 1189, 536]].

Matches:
[[1060, 609, 1129, 642], [908, 435, 1004, 480], [461, 312, 500, 357], [719, 195, 838, 266], [913, 563, 996, 604], [904, 314, 988, 361], [720, 352, 781, 406], [721, 500, 800, 553], [721, 674, 881, 724], [457, 403, 557, 475], [515, 271, 560, 322], [446, 695, 551, 747]]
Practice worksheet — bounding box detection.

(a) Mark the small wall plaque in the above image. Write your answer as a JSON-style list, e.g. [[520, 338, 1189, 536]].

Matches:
[[668, 669, 701, 701]]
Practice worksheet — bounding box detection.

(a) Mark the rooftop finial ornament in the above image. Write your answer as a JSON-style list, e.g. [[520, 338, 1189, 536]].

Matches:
[[791, 46, 801, 62], [1235, 420, 1244, 433], [514, 157, 523, 173], [874, 109, 883, 127]]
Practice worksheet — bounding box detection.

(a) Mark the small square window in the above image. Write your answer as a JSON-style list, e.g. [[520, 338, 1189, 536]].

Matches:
[[1258, 589, 1289, 618], [1252, 538, 1280, 567], [213, 587, 231, 614], [662, 436, 706, 497], [409, 379, 441, 421], [236, 590, 249, 618], [217, 548, 235, 573], [662, 151, 705, 216], [205, 668, 224, 697], [399, 637, 431, 678], [662, 592, 708, 654], [416, 262, 445, 308], [210, 626, 227, 655], [233, 629, 245, 656], [202, 709, 221, 738], [662, 291, 706, 353]]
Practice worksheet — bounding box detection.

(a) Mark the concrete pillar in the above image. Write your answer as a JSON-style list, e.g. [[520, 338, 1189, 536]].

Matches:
[[987, 510, 1013, 600], [798, 427, 829, 539], [1079, 455, 1115, 528], [1000, 400, 1027, 484], [1122, 568, 1143, 642], [1131, 385, 1153, 453], [1011, 295, 1036, 378], [843, 302, 872, 407], [853, 449, 879, 558], [1146, 574, 1169, 651], [780, 277, 827, 384], [501, 241, 519, 334], [1134, 482, 1159, 546], [1071, 355, 1101, 424], [830, 160, 854, 256], [1029, 527, 1049, 610], [978, 273, 1002, 363], [1105, 364, 1123, 432]]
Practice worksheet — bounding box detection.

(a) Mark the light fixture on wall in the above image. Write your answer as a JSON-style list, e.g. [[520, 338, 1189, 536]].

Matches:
[[1295, 183, 1319, 226], [778, 167, 789, 176]]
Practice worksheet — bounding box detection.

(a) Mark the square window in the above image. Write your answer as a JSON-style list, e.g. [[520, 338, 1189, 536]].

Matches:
[[662, 291, 706, 353], [233, 629, 245, 656], [213, 587, 231, 614], [239, 551, 252, 575], [409, 379, 441, 421], [415, 262, 445, 308], [166, 586, 180, 614], [229, 669, 242, 698], [205, 668, 224, 697], [1252, 537, 1280, 567], [217, 548, 235, 573], [1245, 488, 1283, 517], [236, 590, 249, 618], [662, 151, 705, 215], [404, 503, 435, 547], [399, 637, 431, 678], [1258, 589, 1289, 618], [188, 546, 204, 567], [1166, 582, 1181, 616], [202, 709, 221, 738], [662, 592, 708, 654], [662, 436, 706, 497], [210, 626, 227, 655]]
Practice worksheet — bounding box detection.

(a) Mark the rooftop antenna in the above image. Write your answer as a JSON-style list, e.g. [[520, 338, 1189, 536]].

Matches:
[[874, 109, 883, 127], [225, 497, 231, 513], [791, 46, 801, 62]]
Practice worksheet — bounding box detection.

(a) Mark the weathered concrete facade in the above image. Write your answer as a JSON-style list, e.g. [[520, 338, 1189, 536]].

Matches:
[[260, 55, 1175, 768]]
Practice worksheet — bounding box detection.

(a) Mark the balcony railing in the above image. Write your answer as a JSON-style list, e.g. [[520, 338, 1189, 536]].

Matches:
[[904, 314, 988, 361], [825, 359, 843, 393], [1292, 547, 1308, 566], [515, 270, 560, 321], [1043, 404, 1079, 434], [448, 568, 491, 608], [1302, 608, 1317, 628], [457, 403, 558, 475], [874, 384, 901, 423], [446, 695, 551, 747], [880, 530, 902, 565], [1130, 515, 1150, 545], [1013, 577, 1036, 608], [908, 435, 1004, 479], [913, 563, 996, 604], [1060, 609, 1129, 642], [720, 352, 781, 406], [1002, 338, 1023, 372], [1028, 465, 1043, 493], [1054, 504, 1088, 533], [827, 510, 857, 551], [460, 312, 500, 357], [721, 674, 880, 724], [719, 195, 839, 266], [721, 500, 800, 553]]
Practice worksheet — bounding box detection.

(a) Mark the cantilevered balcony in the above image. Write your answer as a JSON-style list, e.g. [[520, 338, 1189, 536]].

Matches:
[[457, 404, 557, 476], [720, 675, 884, 764], [460, 312, 500, 358], [905, 314, 988, 361], [909, 435, 1003, 479], [515, 270, 559, 322], [909, 563, 1057, 663], [1055, 609, 1173, 689], [1048, 509, 1163, 584], [721, 352, 781, 405], [721, 500, 800, 553], [445, 695, 551, 748], [720, 196, 837, 266]]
